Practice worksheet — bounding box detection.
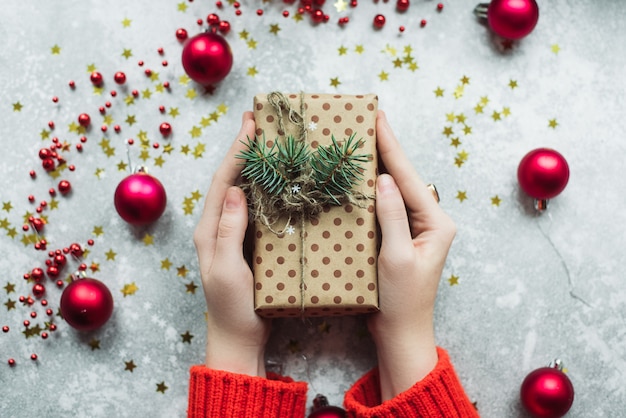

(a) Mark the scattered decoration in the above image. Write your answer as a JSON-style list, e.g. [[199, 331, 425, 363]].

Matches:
[[474, 0, 539, 40], [60, 275, 114, 331], [517, 148, 569, 211], [521, 360, 574, 418], [181, 32, 233, 86], [114, 170, 167, 225]]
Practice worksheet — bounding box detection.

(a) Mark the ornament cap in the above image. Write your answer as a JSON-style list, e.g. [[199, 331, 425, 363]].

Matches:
[[474, 3, 489, 19], [534, 198, 548, 212], [549, 358, 564, 371]]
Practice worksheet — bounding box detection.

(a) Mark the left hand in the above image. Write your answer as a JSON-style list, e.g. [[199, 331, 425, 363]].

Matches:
[[193, 112, 270, 377]]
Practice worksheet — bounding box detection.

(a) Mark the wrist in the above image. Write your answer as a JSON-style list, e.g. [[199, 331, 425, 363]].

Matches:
[[205, 339, 266, 378]]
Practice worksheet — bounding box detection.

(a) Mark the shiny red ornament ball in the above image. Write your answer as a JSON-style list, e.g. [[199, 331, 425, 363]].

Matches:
[[308, 395, 346, 418], [90, 71, 103, 86], [181, 32, 233, 85], [114, 71, 127, 84], [521, 366, 574, 417], [396, 0, 410, 12], [207, 13, 220, 25], [517, 148, 569, 200], [218, 20, 231, 34], [78, 113, 91, 127], [114, 172, 167, 225], [373, 14, 386, 28], [176, 28, 189, 41], [487, 0, 539, 40], [60, 277, 114, 331], [159, 122, 172, 137], [32, 283, 46, 298], [58, 180, 72, 195]]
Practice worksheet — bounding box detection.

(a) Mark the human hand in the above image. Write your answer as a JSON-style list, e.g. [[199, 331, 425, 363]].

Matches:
[[369, 111, 457, 401], [193, 112, 270, 377]]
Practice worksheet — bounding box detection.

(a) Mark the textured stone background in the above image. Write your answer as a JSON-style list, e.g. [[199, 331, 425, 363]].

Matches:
[[1, 0, 625, 417]]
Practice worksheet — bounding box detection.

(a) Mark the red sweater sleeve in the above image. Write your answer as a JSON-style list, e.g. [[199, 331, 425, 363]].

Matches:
[[344, 347, 479, 417], [187, 366, 308, 418]]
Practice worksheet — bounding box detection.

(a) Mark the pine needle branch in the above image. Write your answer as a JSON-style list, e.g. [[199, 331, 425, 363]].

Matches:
[[236, 135, 288, 195]]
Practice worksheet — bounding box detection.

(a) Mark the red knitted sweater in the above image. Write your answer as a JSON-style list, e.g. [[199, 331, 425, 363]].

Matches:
[[188, 347, 479, 417]]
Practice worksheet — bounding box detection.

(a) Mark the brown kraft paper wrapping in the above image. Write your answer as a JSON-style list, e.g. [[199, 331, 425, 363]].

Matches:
[[251, 93, 379, 317]]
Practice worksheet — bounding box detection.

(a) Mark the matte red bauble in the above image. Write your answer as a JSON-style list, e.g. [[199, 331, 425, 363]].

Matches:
[[517, 148, 569, 210], [60, 277, 114, 331], [475, 0, 539, 40], [114, 172, 167, 225], [521, 362, 574, 417], [181, 32, 233, 85]]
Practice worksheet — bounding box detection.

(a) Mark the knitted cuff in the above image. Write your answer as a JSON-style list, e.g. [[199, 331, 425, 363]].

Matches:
[[344, 347, 479, 418], [188, 366, 308, 418]]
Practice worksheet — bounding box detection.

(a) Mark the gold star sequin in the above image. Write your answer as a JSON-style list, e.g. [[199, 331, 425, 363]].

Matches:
[[492, 111, 501, 121], [193, 143, 206, 159], [169, 107, 180, 118], [186, 88, 197, 100], [178, 74, 190, 85], [548, 118, 558, 129], [247, 66, 258, 77], [185, 281, 198, 294], [12, 102, 23, 112], [177, 2, 187, 12], [87, 63, 97, 72], [180, 145, 190, 155], [448, 275, 459, 286], [408, 62, 419, 72], [456, 113, 467, 124], [122, 49, 133, 59], [378, 71, 389, 81], [239, 30, 249, 40], [124, 360, 137, 372], [456, 191, 467, 202], [161, 258, 173, 270], [269, 24, 281, 35], [90, 262, 100, 273], [2, 202, 13, 212], [51, 45, 61, 55], [453, 85, 465, 99], [491, 195, 502, 206], [392, 58, 403, 68], [125, 115, 136, 125], [121, 282, 139, 297], [551, 44, 560, 54], [463, 125, 472, 135], [88, 338, 101, 350], [442, 127, 453, 137], [433, 87, 444, 97], [122, 18, 132, 28], [450, 137, 461, 148], [247, 39, 258, 49], [330, 77, 341, 87], [509, 79, 518, 89], [154, 156, 165, 167], [338, 45, 348, 56], [474, 104, 484, 114], [3, 282, 15, 294], [189, 126, 202, 138], [177, 266, 188, 277], [105, 249, 117, 261], [355, 45, 364, 54], [181, 331, 194, 344], [5, 299, 16, 310], [293, 12, 303, 22], [143, 234, 154, 246], [334, 0, 347, 12], [156, 382, 168, 394], [93, 226, 104, 236], [502, 107, 511, 117], [460, 75, 470, 85]]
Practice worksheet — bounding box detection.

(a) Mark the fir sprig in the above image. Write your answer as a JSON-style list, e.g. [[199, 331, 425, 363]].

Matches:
[[238, 135, 288, 195]]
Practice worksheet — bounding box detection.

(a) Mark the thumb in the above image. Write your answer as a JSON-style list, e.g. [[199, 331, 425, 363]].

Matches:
[[376, 174, 413, 254], [214, 186, 249, 261]]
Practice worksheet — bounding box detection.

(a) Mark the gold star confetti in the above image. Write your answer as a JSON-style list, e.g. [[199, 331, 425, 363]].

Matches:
[[491, 195, 502, 206], [169, 107, 180, 118], [185, 88, 197, 100], [509, 79, 518, 89], [5, 299, 16, 310], [89, 338, 101, 350], [177, 265, 189, 277], [125, 114, 136, 125], [247, 66, 258, 77], [474, 104, 484, 114], [90, 262, 100, 273], [456, 191, 467, 202], [355, 45, 364, 54], [463, 125, 472, 135], [161, 258, 173, 270], [12, 102, 23, 112], [448, 275, 459, 286], [392, 58, 403, 68], [334, 0, 347, 12], [122, 18, 132, 27], [185, 281, 198, 294], [269, 24, 281, 35], [93, 86, 104, 95], [23, 324, 43, 339], [460, 75, 470, 85], [149, 72, 160, 82], [239, 30, 249, 40], [105, 249, 117, 261], [154, 156, 165, 167], [446, 112, 455, 122], [456, 114, 467, 124], [178, 74, 190, 85], [121, 282, 139, 297], [378, 71, 389, 81], [457, 150, 469, 161], [453, 85, 465, 99], [124, 360, 137, 372], [551, 44, 560, 54], [177, 2, 187, 12], [548, 118, 558, 129], [51, 45, 61, 55], [480, 96, 489, 105], [122, 49, 133, 59], [2, 202, 13, 212], [338, 45, 348, 56], [93, 226, 104, 236], [156, 382, 168, 394], [293, 12, 303, 22], [94, 168, 105, 179], [442, 126, 454, 137], [4, 282, 15, 293], [193, 143, 206, 159], [247, 39, 258, 49], [181, 331, 194, 344], [502, 107, 511, 117], [450, 137, 461, 147], [40, 129, 50, 139], [408, 62, 419, 72], [180, 145, 190, 155], [454, 157, 465, 168], [189, 126, 202, 138], [492, 111, 501, 121], [330, 77, 341, 88], [143, 234, 154, 246], [87, 63, 97, 72]]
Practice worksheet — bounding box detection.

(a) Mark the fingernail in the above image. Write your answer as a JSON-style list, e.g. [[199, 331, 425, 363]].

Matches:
[[377, 174, 397, 195], [224, 187, 242, 210]]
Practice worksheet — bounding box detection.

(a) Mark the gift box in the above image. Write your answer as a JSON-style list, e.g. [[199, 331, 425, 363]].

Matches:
[[246, 93, 379, 317]]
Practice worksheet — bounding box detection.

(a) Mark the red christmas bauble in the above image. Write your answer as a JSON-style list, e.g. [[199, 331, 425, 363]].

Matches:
[[517, 148, 569, 200], [308, 395, 346, 418], [78, 113, 91, 127], [488, 0, 539, 40], [396, 0, 410, 12], [373, 14, 386, 29], [114, 71, 127, 85], [521, 367, 574, 417], [159, 122, 172, 137], [60, 277, 114, 331], [114, 172, 167, 225], [181, 32, 233, 85]]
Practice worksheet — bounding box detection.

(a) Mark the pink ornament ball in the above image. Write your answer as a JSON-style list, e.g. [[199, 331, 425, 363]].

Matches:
[[517, 148, 569, 200], [114, 172, 167, 225], [181, 32, 233, 85]]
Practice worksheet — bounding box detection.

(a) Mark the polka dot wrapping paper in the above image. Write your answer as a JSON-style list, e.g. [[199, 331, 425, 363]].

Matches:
[[252, 93, 379, 317]]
